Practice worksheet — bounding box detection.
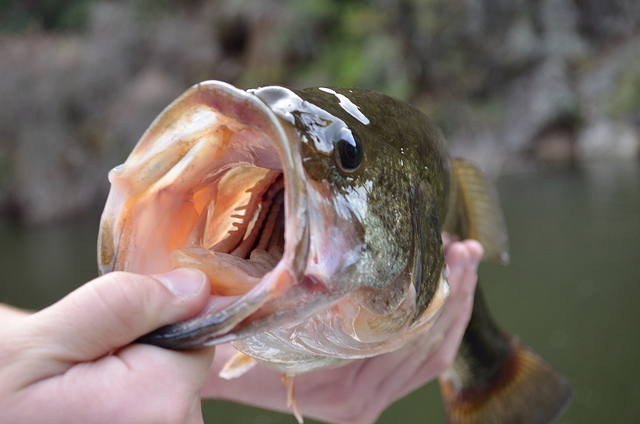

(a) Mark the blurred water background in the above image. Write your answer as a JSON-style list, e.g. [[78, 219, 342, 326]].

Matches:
[[1, 1, 639, 423]]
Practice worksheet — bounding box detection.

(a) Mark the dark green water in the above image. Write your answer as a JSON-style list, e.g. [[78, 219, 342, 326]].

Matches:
[[1, 163, 638, 423]]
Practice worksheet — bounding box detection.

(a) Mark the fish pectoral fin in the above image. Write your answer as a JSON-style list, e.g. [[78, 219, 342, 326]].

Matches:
[[219, 351, 257, 380], [439, 289, 572, 424], [446, 158, 509, 264], [281, 375, 303, 424], [172, 247, 267, 296]]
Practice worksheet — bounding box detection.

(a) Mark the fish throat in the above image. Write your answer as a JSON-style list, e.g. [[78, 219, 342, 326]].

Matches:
[[210, 171, 285, 260], [170, 146, 288, 297]]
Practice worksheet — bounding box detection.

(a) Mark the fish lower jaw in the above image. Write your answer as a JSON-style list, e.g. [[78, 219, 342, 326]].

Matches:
[[226, 270, 450, 375], [100, 81, 312, 349]]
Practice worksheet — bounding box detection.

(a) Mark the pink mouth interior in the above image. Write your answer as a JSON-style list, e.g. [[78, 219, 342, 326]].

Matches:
[[170, 166, 286, 296], [98, 82, 306, 305]]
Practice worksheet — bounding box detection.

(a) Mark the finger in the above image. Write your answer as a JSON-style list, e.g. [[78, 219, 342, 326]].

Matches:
[[364, 331, 446, 406], [411, 285, 475, 385], [340, 241, 483, 409], [441, 232, 461, 254], [110, 343, 215, 423], [445, 239, 482, 296], [120, 343, 215, 391], [14, 340, 215, 423], [406, 240, 482, 386], [21, 268, 210, 367], [433, 239, 481, 342], [0, 304, 30, 325], [464, 239, 484, 268], [441, 232, 452, 249]]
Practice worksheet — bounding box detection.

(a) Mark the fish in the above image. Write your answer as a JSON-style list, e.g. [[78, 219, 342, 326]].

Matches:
[[97, 80, 571, 423]]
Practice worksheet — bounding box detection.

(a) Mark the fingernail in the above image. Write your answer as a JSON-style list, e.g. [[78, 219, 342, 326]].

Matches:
[[155, 268, 207, 297]]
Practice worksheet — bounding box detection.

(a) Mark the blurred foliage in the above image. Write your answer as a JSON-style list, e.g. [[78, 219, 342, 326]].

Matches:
[[609, 68, 640, 119], [292, 1, 412, 98], [3, 0, 636, 102], [0, 0, 525, 100], [0, 0, 93, 32], [0, 0, 638, 223]]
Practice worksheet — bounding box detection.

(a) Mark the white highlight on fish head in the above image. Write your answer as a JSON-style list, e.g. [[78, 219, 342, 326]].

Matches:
[[319, 87, 370, 125], [253, 86, 340, 154], [249, 86, 300, 126], [334, 179, 372, 224]]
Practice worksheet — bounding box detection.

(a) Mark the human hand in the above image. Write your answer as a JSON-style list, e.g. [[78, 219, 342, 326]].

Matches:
[[0, 268, 215, 424], [202, 236, 483, 424]]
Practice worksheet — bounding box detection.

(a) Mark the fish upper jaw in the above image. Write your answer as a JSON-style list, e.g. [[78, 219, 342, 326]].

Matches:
[[97, 80, 313, 347]]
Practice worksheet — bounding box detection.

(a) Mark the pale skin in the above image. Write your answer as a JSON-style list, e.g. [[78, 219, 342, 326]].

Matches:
[[0, 236, 482, 424]]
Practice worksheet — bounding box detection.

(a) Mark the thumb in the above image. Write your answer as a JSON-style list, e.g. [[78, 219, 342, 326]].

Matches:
[[26, 268, 210, 364]]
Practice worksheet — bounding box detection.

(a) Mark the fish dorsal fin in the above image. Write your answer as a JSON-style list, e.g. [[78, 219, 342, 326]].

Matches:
[[445, 158, 510, 264]]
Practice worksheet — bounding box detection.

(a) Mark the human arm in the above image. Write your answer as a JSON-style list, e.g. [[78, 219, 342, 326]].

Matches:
[[0, 268, 215, 424]]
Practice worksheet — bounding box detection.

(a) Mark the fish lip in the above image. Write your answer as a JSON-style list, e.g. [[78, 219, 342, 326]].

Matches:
[[99, 80, 310, 347]]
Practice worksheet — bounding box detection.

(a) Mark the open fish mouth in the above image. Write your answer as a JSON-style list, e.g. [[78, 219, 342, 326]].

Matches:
[[98, 81, 309, 348]]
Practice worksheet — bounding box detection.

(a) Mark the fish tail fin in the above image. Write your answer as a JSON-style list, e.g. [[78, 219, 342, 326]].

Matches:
[[439, 288, 572, 424], [445, 158, 509, 264]]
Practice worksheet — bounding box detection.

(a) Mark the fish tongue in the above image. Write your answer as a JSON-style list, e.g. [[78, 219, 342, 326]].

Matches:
[[171, 247, 280, 296]]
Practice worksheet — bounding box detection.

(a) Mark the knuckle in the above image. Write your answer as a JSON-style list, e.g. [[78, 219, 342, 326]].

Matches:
[[90, 272, 159, 332]]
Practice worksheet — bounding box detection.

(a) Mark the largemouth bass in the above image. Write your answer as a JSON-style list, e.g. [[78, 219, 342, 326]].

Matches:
[[98, 81, 571, 423]]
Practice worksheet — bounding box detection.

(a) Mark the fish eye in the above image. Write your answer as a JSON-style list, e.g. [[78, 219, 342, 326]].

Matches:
[[334, 128, 363, 173]]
